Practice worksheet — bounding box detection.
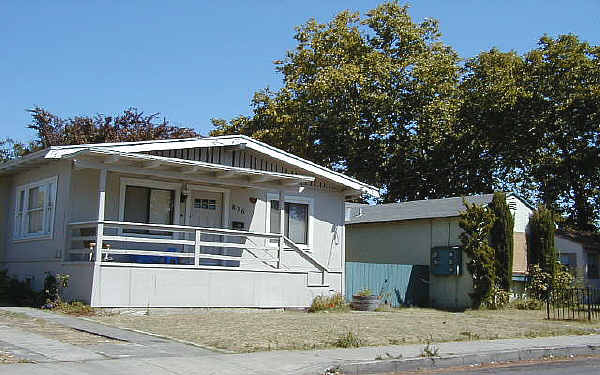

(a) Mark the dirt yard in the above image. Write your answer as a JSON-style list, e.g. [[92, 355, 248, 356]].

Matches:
[[91, 308, 600, 353], [0, 310, 116, 347]]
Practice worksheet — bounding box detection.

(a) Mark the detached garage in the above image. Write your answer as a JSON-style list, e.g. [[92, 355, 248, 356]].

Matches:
[[344, 193, 533, 310]]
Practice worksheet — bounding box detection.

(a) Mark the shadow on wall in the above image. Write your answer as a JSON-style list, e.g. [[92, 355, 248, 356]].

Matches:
[[345, 262, 429, 307]]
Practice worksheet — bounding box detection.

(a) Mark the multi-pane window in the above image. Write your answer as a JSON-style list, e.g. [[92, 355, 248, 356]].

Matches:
[[194, 199, 216, 210], [269, 200, 309, 245], [14, 177, 58, 240]]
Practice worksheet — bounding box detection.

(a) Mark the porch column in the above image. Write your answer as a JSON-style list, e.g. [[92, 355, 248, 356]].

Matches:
[[278, 190, 285, 268], [95, 168, 107, 264]]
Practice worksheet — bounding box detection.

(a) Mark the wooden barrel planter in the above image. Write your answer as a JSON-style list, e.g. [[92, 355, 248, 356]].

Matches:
[[351, 295, 380, 311]]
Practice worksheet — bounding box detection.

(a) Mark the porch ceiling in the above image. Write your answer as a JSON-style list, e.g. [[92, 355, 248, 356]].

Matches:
[[65, 148, 315, 187]]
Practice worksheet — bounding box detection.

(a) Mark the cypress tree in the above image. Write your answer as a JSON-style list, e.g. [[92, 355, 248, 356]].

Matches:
[[489, 192, 515, 291], [459, 200, 496, 309], [529, 205, 558, 276]]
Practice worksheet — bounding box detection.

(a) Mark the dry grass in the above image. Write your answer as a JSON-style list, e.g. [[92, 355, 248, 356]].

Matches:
[[0, 351, 31, 364], [0, 310, 117, 347], [91, 307, 600, 353]]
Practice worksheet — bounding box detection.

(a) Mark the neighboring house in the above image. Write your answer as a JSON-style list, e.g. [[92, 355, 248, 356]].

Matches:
[[0, 135, 378, 308], [555, 230, 600, 288], [345, 193, 533, 310]]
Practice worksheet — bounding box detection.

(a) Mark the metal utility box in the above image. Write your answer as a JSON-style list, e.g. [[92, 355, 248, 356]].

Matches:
[[431, 246, 462, 276]]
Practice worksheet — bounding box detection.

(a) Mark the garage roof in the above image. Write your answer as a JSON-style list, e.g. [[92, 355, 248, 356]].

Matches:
[[345, 194, 497, 224]]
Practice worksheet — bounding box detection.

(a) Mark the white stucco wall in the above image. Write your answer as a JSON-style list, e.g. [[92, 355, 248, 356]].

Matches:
[[507, 195, 532, 233]]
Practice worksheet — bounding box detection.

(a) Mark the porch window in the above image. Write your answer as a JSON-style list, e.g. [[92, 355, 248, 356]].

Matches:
[[269, 199, 311, 246], [14, 176, 58, 240], [123, 186, 174, 235]]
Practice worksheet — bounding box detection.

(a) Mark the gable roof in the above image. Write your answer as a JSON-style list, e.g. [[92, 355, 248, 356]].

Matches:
[[0, 135, 379, 197], [345, 193, 531, 225]]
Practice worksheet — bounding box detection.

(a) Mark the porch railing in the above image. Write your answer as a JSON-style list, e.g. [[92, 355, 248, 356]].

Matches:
[[66, 221, 328, 280]]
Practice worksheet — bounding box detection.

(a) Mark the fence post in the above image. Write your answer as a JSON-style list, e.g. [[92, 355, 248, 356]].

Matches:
[[277, 235, 283, 269], [546, 287, 551, 320], [194, 229, 201, 267], [588, 287, 592, 321]]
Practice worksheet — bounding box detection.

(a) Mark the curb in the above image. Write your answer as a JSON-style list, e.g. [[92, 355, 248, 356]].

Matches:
[[338, 344, 600, 374]]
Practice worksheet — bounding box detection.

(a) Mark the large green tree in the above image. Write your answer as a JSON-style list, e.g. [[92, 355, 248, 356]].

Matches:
[[524, 35, 600, 231], [211, 2, 462, 202], [1, 107, 199, 161], [460, 35, 600, 230]]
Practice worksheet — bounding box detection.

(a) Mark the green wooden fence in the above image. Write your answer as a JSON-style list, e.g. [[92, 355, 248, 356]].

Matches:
[[345, 262, 429, 307]]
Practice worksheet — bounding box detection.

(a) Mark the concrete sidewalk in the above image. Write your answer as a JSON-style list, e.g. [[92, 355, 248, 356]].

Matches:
[[1, 307, 600, 374]]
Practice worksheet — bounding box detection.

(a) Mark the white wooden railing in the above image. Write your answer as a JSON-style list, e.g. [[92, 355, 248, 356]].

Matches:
[[66, 221, 328, 280]]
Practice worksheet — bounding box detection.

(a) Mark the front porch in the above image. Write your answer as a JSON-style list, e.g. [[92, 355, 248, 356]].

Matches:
[[66, 220, 328, 278]]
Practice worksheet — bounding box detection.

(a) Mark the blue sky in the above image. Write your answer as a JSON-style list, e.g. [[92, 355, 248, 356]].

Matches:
[[1, 1, 598, 142]]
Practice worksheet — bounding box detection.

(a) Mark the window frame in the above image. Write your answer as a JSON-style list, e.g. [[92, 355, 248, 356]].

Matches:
[[265, 193, 314, 251], [118, 178, 182, 239], [13, 176, 58, 242]]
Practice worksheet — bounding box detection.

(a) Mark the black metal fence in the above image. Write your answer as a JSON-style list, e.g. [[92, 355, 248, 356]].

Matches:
[[546, 287, 600, 321]]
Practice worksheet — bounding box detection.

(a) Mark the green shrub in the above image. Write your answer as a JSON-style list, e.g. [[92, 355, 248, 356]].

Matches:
[[509, 298, 544, 310], [484, 285, 510, 310], [334, 331, 363, 348], [52, 301, 94, 316], [308, 293, 349, 312], [355, 288, 372, 297], [527, 263, 574, 301], [0, 269, 10, 302], [0, 270, 43, 306]]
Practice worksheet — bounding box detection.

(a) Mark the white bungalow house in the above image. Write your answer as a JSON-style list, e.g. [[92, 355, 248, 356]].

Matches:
[[0, 135, 378, 308]]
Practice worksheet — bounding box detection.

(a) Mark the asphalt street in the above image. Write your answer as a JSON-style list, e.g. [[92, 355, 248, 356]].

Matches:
[[410, 356, 600, 375]]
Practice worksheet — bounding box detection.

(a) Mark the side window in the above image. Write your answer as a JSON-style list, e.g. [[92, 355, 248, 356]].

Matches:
[[267, 195, 312, 247], [14, 177, 58, 240]]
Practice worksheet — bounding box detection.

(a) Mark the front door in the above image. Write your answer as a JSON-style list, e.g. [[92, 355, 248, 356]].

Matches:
[[189, 190, 223, 266]]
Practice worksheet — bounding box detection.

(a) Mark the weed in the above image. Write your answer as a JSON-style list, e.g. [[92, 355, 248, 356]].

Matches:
[[375, 352, 403, 360], [421, 336, 439, 357], [321, 365, 343, 375], [334, 331, 363, 348], [509, 298, 544, 310], [52, 301, 95, 316], [388, 338, 405, 345], [460, 331, 480, 340], [374, 304, 396, 312], [308, 293, 349, 313]]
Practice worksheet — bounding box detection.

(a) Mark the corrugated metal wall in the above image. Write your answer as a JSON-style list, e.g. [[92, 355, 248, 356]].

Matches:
[[345, 262, 429, 307]]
